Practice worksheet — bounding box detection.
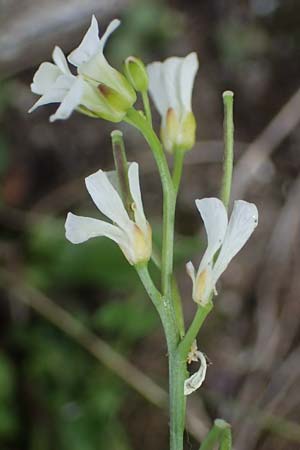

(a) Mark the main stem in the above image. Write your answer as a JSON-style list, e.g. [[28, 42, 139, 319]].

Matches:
[[136, 264, 185, 450], [125, 108, 176, 298], [126, 109, 187, 450]]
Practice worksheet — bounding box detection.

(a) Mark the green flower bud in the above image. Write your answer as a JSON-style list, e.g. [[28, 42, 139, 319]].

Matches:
[[124, 56, 149, 92]]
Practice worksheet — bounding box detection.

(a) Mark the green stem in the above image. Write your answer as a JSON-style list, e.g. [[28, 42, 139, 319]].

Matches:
[[199, 419, 231, 450], [151, 243, 185, 339], [169, 353, 187, 450], [220, 91, 234, 209], [111, 130, 133, 217], [125, 108, 175, 299], [141, 90, 153, 126], [135, 263, 161, 309], [126, 109, 187, 450], [171, 277, 185, 339], [172, 147, 185, 194], [178, 301, 213, 360], [136, 266, 186, 450], [135, 263, 178, 351], [219, 427, 232, 450]]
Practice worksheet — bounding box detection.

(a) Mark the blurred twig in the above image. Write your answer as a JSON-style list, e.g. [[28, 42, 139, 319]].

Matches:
[[232, 87, 300, 199], [0, 0, 127, 77], [233, 174, 300, 449]]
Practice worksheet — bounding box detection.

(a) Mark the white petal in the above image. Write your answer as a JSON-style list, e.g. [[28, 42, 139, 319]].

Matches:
[[68, 16, 120, 68], [147, 62, 169, 117], [105, 169, 119, 192], [85, 169, 133, 234], [30, 62, 61, 95], [29, 73, 74, 113], [49, 77, 84, 122], [195, 198, 228, 276], [97, 18, 120, 52], [28, 88, 66, 113], [68, 15, 100, 67], [184, 351, 207, 396], [179, 52, 198, 112], [212, 200, 258, 284], [65, 212, 127, 247], [52, 46, 72, 75], [128, 162, 147, 234], [186, 261, 196, 284], [162, 57, 182, 114], [148, 53, 198, 121]]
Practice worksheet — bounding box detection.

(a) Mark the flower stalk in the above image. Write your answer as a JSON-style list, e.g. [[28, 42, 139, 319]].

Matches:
[[220, 91, 234, 209], [125, 108, 176, 299], [111, 130, 133, 216], [199, 419, 232, 450]]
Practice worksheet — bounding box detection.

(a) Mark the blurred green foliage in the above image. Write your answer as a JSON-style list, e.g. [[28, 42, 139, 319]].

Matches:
[[0, 82, 10, 198], [26, 217, 137, 290], [12, 323, 132, 450], [108, 0, 183, 63], [0, 354, 18, 438], [217, 22, 270, 65]]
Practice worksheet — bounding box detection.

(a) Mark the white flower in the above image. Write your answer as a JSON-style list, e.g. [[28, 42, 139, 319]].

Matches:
[[147, 52, 199, 153], [186, 198, 258, 305], [184, 351, 207, 396], [65, 162, 152, 265], [68, 15, 136, 109], [29, 46, 123, 122]]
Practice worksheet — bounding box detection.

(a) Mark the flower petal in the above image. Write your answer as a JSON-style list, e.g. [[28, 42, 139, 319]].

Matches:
[[97, 18, 120, 52], [162, 57, 182, 114], [52, 46, 72, 75], [147, 62, 169, 117], [212, 200, 258, 284], [68, 16, 120, 68], [128, 162, 147, 234], [148, 56, 184, 118], [28, 89, 65, 113], [49, 77, 84, 122], [30, 62, 61, 95], [179, 52, 198, 112], [184, 351, 207, 396], [68, 15, 100, 67], [85, 169, 133, 234], [65, 212, 128, 247], [148, 53, 198, 122], [186, 261, 196, 284], [195, 198, 228, 275]]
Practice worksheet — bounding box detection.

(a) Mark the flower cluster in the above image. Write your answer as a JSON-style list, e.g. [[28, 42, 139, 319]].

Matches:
[[29, 14, 258, 293]]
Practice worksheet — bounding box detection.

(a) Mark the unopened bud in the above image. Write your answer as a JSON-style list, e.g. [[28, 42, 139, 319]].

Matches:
[[124, 56, 149, 92]]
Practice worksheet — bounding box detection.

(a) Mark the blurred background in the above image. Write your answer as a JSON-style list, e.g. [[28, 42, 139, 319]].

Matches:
[[1, 0, 300, 449]]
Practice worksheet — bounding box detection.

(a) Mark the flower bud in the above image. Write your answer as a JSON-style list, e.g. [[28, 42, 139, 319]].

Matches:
[[124, 56, 149, 92]]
